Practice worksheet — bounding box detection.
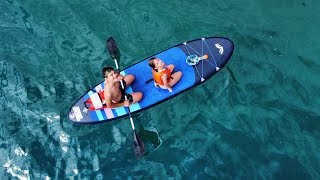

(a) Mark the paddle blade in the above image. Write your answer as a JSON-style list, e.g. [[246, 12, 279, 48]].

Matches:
[[132, 130, 145, 158], [106, 37, 118, 59]]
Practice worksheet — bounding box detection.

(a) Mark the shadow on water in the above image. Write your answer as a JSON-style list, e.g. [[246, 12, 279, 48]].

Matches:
[[297, 55, 320, 74], [226, 65, 239, 84], [136, 119, 161, 155]]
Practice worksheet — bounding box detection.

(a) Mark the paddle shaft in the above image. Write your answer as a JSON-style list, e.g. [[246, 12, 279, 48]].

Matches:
[[106, 36, 144, 158], [118, 78, 135, 130], [114, 58, 119, 70]]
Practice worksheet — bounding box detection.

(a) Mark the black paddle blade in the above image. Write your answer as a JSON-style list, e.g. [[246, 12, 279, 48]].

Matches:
[[132, 130, 145, 158], [106, 37, 118, 59]]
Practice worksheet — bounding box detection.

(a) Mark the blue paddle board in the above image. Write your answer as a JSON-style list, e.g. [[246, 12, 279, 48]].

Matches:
[[68, 37, 234, 124]]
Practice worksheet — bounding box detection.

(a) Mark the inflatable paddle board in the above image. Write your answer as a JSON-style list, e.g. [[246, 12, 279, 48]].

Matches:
[[68, 37, 234, 124]]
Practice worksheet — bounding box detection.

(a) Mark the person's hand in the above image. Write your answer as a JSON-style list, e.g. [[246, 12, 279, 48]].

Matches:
[[117, 74, 124, 81], [168, 87, 172, 93], [123, 100, 130, 107]]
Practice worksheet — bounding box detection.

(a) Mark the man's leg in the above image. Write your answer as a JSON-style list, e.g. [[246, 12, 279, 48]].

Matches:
[[128, 92, 143, 104]]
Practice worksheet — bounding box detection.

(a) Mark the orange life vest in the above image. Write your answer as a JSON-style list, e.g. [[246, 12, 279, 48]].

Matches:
[[152, 68, 171, 85]]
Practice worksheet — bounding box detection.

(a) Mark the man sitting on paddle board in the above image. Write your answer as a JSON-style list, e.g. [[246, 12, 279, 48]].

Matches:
[[102, 66, 143, 108], [148, 57, 182, 92]]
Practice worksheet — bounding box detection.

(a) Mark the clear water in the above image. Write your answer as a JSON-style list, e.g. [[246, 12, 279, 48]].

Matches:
[[1, 0, 320, 179]]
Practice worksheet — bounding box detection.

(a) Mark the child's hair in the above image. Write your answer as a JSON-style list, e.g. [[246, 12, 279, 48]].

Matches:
[[102, 66, 114, 77], [148, 57, 157, 69]]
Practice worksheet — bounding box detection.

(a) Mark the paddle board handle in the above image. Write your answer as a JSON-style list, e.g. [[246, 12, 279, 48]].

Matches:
[[199, 54, 208, 60], [186, 54, 208, 66], [194, 54, 208, 61]]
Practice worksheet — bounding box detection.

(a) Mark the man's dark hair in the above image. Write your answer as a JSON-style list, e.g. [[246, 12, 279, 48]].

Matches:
[[102, 66, 114, 77]]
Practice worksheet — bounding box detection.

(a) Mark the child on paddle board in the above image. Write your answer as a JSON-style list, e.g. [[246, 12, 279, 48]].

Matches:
[[148, 57, 182, 92], [102, 66, 143, 108]]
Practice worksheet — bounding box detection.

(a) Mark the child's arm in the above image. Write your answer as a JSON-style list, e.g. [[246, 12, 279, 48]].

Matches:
[[162, 74, 172, 92]]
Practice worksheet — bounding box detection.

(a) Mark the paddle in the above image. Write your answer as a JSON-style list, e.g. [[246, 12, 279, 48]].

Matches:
[[106, 37, 145, 158]]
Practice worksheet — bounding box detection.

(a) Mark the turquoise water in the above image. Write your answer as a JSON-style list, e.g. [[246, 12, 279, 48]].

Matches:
[[1, 0, 320, 179]]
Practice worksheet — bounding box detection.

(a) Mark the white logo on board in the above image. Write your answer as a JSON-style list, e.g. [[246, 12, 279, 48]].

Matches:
[[71, 106, 83, 121], [215, 43, 224, 55]]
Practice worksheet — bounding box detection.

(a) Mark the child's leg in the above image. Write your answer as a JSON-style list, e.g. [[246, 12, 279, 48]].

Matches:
[[168, 71, 182, 87]]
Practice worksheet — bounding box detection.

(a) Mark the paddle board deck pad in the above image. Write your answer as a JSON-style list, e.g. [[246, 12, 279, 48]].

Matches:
[[68, 37, 234, 124]]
